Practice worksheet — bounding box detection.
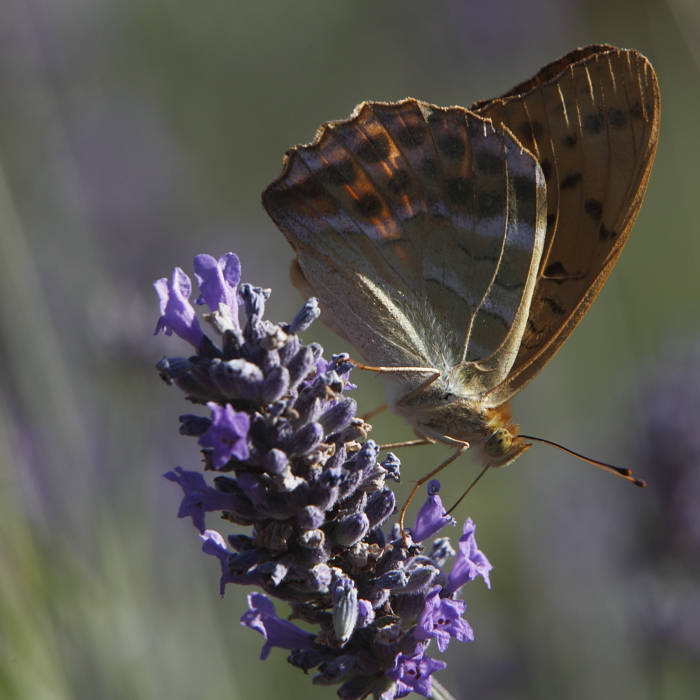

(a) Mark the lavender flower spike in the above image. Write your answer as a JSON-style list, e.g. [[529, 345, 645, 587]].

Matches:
[[156, 252, 493, 699]]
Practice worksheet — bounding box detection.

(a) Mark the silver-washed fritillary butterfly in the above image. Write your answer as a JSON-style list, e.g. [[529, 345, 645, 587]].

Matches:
[[263, 45, 660, 502]]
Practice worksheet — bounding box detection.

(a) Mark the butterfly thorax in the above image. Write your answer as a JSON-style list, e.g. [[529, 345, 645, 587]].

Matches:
[[390, 379, 531, 468]]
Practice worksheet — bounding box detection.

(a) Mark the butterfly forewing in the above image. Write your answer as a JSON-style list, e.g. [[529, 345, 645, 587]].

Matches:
[[473, 46, 660, 405], [264, 99, 546, 392]]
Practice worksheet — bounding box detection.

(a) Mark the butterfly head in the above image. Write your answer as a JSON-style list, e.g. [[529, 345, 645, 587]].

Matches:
[[482, 427, 531, 468], [474, 403, 532, 468]]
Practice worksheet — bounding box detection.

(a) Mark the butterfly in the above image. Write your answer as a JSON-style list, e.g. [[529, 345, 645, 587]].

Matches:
[[263, 45, 660, 491]]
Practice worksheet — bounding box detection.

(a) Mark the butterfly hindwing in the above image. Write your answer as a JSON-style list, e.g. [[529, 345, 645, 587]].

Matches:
[[263, 99, 546, 393], [473, 46, 660, 406]]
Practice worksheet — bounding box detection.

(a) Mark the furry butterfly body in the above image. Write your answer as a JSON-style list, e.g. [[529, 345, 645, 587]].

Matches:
[[264, 45, 660, 469]]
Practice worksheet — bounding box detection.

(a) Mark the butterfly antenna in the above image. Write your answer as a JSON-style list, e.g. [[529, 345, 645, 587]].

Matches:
[[445, 464, 491, 516], [517, 435, 646, 487]]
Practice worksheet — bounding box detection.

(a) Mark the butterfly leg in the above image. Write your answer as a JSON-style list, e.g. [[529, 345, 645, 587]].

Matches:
[[399, 441, 469, 536], [361, 403, 388, 421], [380, 438, 433, 450], [345, 359, 442, 405]]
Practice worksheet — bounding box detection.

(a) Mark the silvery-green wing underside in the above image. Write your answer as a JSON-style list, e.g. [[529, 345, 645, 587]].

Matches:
[[263, 99, 546, 396]]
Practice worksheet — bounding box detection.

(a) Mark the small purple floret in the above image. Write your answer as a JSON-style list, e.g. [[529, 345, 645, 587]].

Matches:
[[154, 267, 205, 348], [411, 480, 456, 543], [198, 402, 250, 468], [193, 252, 241, 321], [200, 529, 236, 596], [241, 592, 315, 660], [445, 517, 493, 595], [164, 467, 239, 533], [385, 650, 447, 699], [414, 586, 474, 651]]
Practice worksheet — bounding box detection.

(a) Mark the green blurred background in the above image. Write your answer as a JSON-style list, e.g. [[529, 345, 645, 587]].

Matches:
[[1, 0, 699, 698]]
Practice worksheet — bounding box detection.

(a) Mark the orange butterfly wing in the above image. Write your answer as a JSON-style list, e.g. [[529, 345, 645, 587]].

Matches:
[[473, 45, 660, 407]]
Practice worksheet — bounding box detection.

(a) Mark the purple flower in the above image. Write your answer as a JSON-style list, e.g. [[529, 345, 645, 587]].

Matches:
[[414, 586, 474, 651], [157, 252, 493, 697], [193, 252, 241, 321], [200, 529, 236, 596], [411, 480, 456, 543], [164, 467, 239, 533], [241, 592, 316, 660], [154, 267, 205, 348], [445, 518, 493, 595], [385, 650, 447, 699], [198, 402, 250, 468]]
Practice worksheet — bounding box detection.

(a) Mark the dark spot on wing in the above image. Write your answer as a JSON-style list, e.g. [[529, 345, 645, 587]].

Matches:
[[395, 124, 427, 149], [584, 198, 603, 223], [475, 189, 506, 218], [599, 223, 616, 240], [447, 177, 474, 206], [583, 110, 605, 135], [421, 158, 439, 180], [426, 110, 443, 129], [543, 260, 568, 279], [543, 296, 566, 315], [608, 107, 627, 129], [518, 119, 544, 143], [316, 159, 358, 186], [540, 158, 552, 180], [387, 170, 412, 195], [357, 132, 391, 163], [526, 319, 547, 338], [295, 176, 326, 201], [630, 102, 644, 120], [355, 193, 383, 219], [437, 134, 466, 160], [475, 151, 504, 176], [512, 174, 537, 223], [563, 134, 578, 149], [560, 172, 583, 190]]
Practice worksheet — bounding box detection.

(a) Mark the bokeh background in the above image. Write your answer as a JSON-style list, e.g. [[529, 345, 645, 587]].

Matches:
[[1, 0, 699, 698]]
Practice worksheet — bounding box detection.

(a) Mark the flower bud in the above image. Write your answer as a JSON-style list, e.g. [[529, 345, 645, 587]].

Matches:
[[335, 513, 370, 547], [210, 358, 263, 400], [287, 422, 323, 457], [319, 398, 357, 437], [297, 506, 325, 530], [287, 346, 316, 390], [178, 414, 211, 437], [289, 298, 321, 333], [366, 490, 395, 529], [332, 576, 358, 645], [260, 365, 290, 403], [395, 565, 437, 594]]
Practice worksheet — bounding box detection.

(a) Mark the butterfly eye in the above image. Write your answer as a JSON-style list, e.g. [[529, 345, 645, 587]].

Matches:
[[484, 428, 513, 457]]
